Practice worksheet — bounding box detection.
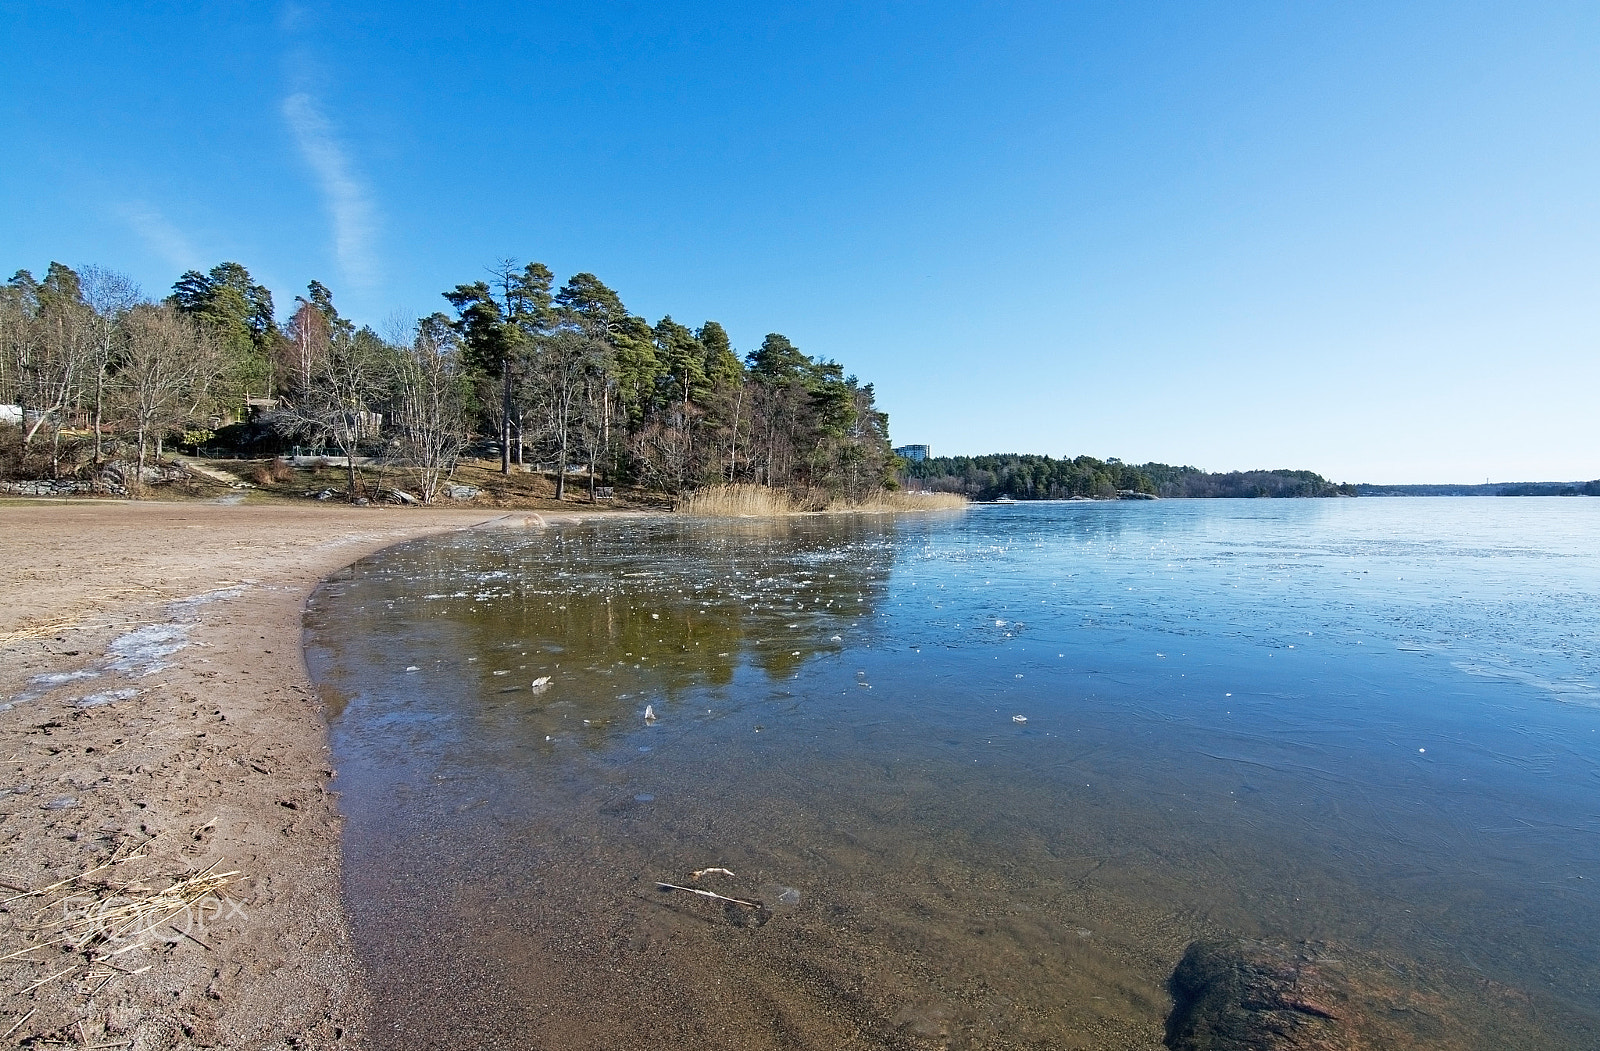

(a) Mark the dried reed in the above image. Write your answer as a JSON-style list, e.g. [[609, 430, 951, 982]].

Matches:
[[831, 490, 969, 512], [676, 484, 798, 516], [3, 857, 241, 989], [0, 615, 82, 645], [677, 484, 967, 517]]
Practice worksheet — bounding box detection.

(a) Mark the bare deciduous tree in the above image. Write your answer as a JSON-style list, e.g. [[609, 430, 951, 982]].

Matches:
[[10, 266, 98, 477], [116, 304, 222, 489], [79, 266, 141, 466], [277, 327, 390, 501], [0, 277, 38, 417], [391, 315, 467, 504]]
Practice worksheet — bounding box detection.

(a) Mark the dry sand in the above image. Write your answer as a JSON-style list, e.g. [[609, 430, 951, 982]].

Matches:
[[0, 500, 577, 1048]]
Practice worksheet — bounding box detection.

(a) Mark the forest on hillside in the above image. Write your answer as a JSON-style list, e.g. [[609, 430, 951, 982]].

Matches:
[[0, 259, 896, 502], [904, 453, 1357, 499]]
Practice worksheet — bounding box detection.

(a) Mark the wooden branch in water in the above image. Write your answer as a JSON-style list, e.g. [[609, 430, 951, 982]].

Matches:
[[655, 882, 763, 909]]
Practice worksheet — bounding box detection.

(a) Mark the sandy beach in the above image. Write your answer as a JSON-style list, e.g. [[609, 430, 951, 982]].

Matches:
[[0, 500, 582, 1048]]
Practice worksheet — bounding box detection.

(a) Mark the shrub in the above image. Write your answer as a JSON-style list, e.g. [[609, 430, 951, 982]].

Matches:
[[248, 457, 296, 486]]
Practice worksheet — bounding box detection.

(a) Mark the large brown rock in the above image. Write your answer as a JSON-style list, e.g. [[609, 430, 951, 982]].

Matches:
[[1165, 939, 1356, 1051]]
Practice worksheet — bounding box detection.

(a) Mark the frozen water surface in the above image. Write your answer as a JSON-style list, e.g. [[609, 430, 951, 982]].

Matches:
[[106, 623, 190, 675], [308, 500, 1600, 1049]]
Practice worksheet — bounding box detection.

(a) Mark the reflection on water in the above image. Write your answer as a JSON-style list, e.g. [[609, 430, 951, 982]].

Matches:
[[308, 501, 1600, 1050]]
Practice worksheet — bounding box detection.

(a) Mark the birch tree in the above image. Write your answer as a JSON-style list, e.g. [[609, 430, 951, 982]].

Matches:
[[13, 265, 98, 477]]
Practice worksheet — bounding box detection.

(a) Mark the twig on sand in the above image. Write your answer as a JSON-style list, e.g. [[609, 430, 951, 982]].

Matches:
[[2, 1008, 36, 1040], [656, 882, 763, 909], [22, 963, 79, 992], [0, 942, 52, 963], [171, 926, 212, 951], [1, 861, 116, 905]]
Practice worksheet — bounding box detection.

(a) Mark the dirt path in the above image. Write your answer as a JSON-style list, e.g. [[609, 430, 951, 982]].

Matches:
[[0, 501, 580, 1048]]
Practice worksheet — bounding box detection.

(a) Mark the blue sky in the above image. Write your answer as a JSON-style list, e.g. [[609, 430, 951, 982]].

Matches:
[[3, 1, 1597, 483]]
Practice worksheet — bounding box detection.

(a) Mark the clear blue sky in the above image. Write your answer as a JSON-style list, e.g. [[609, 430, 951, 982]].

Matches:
[[4, 1, 1597, 483]]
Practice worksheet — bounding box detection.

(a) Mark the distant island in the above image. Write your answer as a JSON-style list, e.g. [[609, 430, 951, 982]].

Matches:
[[902, 453, 1600, 500], [902, 453, 1356, 500], [1355, 481, 1600, 497]]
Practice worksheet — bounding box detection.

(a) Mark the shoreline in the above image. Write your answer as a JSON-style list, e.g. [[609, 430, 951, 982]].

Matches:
[[0, 501, 624, 1048]]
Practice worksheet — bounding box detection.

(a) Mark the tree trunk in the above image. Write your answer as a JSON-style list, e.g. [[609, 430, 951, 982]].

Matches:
[[93, 366, 106, 466], [345, 425, 359, 500], [728, 385, 742, 482], [23, 409, 48, 448], [135, 419, 148, 500], [500, 359, 511, 475]]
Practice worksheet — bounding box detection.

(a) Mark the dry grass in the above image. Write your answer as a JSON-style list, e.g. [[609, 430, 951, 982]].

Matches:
[[677, 484, 967, 517], [2, 855, 241, 994], [0, 615, 82, 646]]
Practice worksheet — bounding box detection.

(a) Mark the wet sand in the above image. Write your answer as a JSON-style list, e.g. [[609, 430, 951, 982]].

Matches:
[[0, 501, 599, 1048]]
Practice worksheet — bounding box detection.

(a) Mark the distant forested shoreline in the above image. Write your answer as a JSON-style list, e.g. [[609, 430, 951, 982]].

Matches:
[[904, 454, 1600, 500], [1354, 481, 1600, 497], [904, 453, 1357, 500]]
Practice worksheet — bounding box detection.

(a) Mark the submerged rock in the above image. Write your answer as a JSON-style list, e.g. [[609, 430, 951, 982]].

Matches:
[[1164, 935, 1595, 1051], [1166, 939, 1353, 1051]]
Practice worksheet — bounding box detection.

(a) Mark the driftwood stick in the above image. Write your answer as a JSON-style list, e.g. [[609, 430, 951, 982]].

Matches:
[[656, 882, 763, 909]]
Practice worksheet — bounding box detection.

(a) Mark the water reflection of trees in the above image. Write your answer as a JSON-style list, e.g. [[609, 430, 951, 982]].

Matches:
[[361, 516, 895, 750]]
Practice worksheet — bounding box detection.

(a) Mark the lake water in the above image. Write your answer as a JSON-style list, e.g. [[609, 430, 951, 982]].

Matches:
[[306, 499, 1600, 1049]]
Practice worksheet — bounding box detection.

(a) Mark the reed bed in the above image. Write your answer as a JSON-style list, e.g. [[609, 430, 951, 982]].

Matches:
[[676, 484, 967, 517], [676, 484, 799, 516], [841, 490, 969, 512]]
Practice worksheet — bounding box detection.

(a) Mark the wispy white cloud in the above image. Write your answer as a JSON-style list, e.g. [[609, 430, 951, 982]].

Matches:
[[282, 91, 380, 289], [115, 202, 202, 273]]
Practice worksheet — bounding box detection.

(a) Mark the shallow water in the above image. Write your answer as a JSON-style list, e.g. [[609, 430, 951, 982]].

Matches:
[[307, 499, 1600, 1049]]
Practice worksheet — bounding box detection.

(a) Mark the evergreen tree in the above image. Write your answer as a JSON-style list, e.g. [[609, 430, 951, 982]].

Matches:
[[443, 260, 554, 473], [169, 262, 278, 403]]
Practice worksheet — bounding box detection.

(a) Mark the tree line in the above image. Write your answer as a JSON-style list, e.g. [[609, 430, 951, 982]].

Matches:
[[904, 453, 1356, 499], [1, 259, 897, 503]]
